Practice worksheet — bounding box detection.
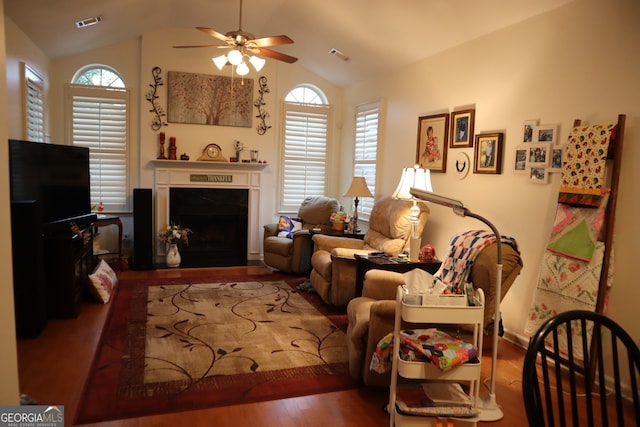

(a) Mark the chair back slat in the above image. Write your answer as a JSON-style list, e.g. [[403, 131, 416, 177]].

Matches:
[[522, 310, 640, 426]]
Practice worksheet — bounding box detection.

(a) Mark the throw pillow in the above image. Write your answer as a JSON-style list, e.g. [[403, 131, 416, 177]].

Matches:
[[88, 259, 118, 303], [277, 215, 302, 238]]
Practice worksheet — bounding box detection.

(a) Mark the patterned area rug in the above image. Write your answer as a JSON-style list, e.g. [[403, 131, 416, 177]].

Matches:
[[75, 274, 356, 424]]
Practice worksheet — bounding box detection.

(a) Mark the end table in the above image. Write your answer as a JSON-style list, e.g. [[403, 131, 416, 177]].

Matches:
[[354, 254, 442, 296]]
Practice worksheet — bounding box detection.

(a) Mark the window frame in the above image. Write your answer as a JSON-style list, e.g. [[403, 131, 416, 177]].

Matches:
[[353, 100, 382, 220], [21, 62, 45, 142], [278, 85, 331, 213], [65, 66, 131, 213]]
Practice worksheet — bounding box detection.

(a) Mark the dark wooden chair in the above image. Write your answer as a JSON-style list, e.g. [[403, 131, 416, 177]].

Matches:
[[522, 309, 640, 426]]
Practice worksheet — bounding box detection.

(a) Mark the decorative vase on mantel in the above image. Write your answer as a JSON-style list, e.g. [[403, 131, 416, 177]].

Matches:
[[166, 244, 181, 268]]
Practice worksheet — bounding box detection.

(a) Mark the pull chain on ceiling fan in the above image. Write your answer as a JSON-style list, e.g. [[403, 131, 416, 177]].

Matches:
[[174, 0, 297, 75]]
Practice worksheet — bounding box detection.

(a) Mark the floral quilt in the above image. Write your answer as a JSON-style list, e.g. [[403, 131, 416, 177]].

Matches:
[[370, 328, 478, 373]]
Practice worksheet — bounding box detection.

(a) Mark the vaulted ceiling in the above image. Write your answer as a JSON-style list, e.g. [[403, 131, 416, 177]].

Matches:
[[4, 0, 573, 87]]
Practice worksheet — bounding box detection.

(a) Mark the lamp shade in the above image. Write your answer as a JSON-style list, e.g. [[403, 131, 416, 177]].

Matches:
[[249, 55, 266, 72], [212, 55, 228, 70], [236, 61, 250, 76], [343, 176, 373, 198], [392, 165, 433, 200]]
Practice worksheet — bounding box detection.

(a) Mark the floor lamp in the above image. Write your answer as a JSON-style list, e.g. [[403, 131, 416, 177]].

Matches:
[[409, 187, 504, 421], [343, 176, 373, 233]]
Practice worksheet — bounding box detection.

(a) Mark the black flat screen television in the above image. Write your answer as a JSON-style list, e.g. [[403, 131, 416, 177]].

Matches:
[[8, 139, 92, 224]]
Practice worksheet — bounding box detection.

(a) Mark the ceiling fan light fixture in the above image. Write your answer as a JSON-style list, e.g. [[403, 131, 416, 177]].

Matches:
[[236, 61, 250, 76], [249, 55, 266, 72], [227, 49, 243, 65], [212, 55, 228, 70]]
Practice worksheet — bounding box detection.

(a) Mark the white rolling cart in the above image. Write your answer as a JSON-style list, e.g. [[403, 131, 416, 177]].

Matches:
[[388, 286, 485, 427]]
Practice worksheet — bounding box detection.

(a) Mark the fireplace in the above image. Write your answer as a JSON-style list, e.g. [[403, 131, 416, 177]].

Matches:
[[153, 161, 267, 267], [169, 188, 248, 267]]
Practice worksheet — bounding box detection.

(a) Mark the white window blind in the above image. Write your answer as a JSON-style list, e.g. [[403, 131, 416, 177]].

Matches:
[[280, 103, 330, 211], [23, 63, 45, 142], [354, 101, 381, 218], [67, 84, 129, 212]]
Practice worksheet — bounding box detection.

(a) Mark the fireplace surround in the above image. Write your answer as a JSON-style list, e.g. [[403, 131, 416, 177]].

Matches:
[[153, 160, 267, 267]]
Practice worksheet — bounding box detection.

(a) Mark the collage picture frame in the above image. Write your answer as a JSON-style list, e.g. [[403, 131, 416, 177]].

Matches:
[[514, 119, 564, 183]]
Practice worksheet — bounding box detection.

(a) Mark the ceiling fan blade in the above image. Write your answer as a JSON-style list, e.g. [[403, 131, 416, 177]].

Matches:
[[173, 45, 229, 49], [255, 47, 298, 63], [250, 35, 294, 48], [196, 27, 231, 43]]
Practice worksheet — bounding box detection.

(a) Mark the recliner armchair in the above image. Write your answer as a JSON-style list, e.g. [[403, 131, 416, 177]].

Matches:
[[263, 196, 340, 274], [346, 240, 523, 387], [309, 196, 429, 306]]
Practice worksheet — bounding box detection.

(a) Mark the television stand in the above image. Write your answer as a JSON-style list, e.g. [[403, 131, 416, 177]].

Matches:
[[43, 214, 96, 318]]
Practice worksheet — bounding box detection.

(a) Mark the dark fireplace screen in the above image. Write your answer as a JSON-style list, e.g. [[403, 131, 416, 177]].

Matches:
[[169, 187, 248, 267]]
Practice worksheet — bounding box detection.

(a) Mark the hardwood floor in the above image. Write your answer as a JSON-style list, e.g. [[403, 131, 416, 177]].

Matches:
[[17, 265, 530, 426]]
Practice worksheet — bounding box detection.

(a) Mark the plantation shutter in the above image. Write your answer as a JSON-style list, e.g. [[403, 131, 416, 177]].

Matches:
[[23, 63, 45, 142], [68, 84, 130, 212], [354, 101, 380, 218], [281, 103, 330, 211]]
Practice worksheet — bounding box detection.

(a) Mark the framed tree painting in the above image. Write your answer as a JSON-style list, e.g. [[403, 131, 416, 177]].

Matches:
[[167, 71, 253, 128], [473, 132, 504, 174], [450, 109, 475, 148], [416, 113, 449, 172]]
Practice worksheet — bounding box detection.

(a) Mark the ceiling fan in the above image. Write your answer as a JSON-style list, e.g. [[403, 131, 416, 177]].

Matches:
[[174, 0, 298, 65]]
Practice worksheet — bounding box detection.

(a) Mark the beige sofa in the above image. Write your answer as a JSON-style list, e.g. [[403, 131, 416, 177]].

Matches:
[[263, 196, 339, 274], [309, 196, 429, 306], [346, 241, 523, 387]]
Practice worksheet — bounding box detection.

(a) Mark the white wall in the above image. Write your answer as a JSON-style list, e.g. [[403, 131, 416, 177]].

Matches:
[[4, 14, 50, 141], [343, 0, 640, 342], [43, 27, 344, 246], [0, 0, 21, 404]]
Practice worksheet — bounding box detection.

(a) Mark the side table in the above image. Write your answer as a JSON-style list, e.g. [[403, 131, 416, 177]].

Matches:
[[309, 228, 365, 240], [354, 254, 442, 296], [93, 214, 123, 270]]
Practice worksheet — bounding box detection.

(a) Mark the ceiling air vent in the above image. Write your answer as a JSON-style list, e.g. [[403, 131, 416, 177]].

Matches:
[[329, 48, 350, 62], [75, 16, 103, 29]]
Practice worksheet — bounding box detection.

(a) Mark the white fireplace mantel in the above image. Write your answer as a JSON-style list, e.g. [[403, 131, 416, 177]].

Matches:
[[152, 160, 268, 264], [151, 159, 269, 170]]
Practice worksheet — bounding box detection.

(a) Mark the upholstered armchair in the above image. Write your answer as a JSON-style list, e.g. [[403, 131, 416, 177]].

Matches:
[[263, 196, 340, 274], [309, 196, 429, 306], [346, 240, 523, 387]]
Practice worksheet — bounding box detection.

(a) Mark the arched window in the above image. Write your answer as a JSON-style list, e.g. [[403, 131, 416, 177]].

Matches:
[[67, 65, 130, 212], [280, 84, 331, 212], [73, 65, 125, 87]]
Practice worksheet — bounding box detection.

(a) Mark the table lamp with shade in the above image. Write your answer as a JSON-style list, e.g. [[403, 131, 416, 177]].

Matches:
[[343, 176, 373, 233], [391, 165, 432, 261]]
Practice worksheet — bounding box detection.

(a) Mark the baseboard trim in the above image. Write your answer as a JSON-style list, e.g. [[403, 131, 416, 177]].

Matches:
[[502, 329, 530, 350]]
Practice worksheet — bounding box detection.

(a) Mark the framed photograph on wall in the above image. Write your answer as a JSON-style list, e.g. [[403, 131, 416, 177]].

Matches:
[[530, 166, 548, 184], [514, 145, 528, 174], [534, 124, 559, 143], [450, 109, 475, 148], [473, 132, 504, 174], [527, 143, 551, 167], [549, 145, 565, 172], [522, 119, 539, 143], [416, 113, 449, 172]]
